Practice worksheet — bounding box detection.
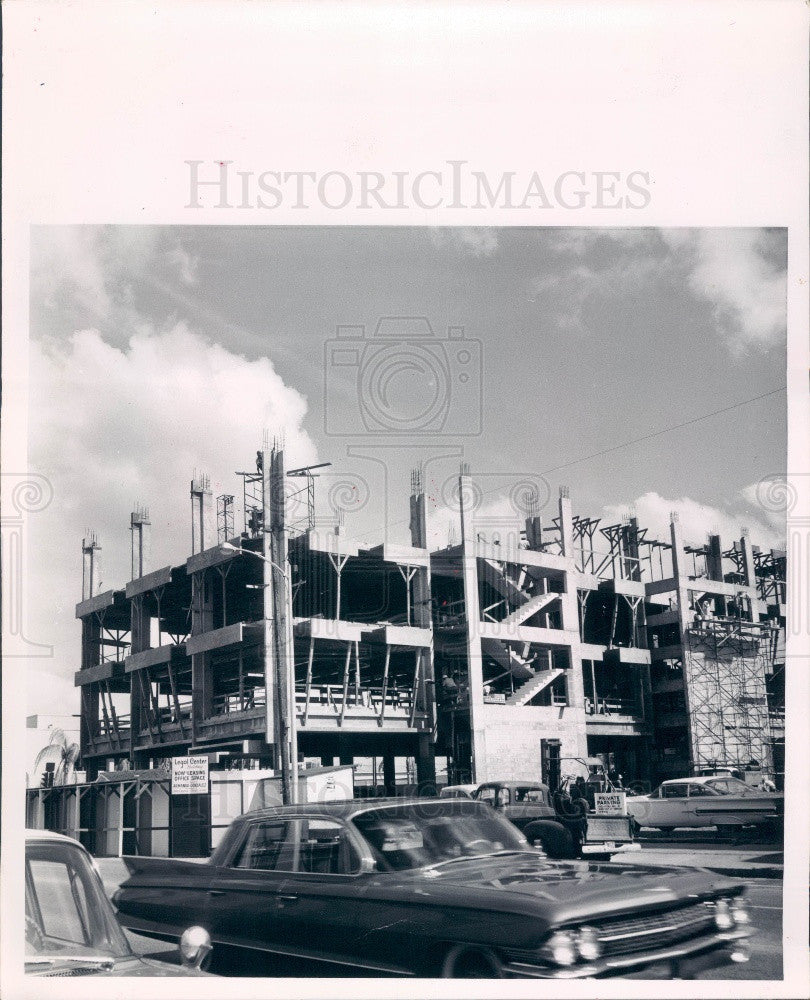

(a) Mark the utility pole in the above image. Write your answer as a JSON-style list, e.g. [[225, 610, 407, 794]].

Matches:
[[267, 443, 297, 805]]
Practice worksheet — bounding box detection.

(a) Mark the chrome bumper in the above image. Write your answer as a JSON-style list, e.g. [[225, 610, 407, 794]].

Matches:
[[503, 928, 751, 979], [581, 841, 641, 855]]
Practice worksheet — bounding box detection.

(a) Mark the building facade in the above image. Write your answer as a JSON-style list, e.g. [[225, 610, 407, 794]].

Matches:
[[74, 450, 786, 795]]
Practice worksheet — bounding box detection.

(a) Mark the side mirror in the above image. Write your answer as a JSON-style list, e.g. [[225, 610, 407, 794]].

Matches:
[[179, 925, 212, 971]]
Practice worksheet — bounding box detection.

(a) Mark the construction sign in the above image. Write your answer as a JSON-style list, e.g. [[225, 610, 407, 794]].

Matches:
[[171, 755, 210, 795]]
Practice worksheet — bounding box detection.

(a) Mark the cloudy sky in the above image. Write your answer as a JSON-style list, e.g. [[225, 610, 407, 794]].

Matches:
[[27, 226, 787, 714]]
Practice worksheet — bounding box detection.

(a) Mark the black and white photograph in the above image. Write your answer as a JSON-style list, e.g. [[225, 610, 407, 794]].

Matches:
[[2, 4, 808, 999]]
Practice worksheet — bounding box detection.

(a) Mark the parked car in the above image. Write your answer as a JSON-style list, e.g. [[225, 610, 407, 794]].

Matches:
[[627, 777, 783, 831], [114, 797, 753, 979], [438, 784, 478, 799], [25, 829, 212, 977], [472, 778, 640, 860]]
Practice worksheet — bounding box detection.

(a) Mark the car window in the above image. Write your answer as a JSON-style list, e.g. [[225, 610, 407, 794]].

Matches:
[[234, 820, 299, 871], [661, 783, 688, 798], [712, 777, 757, 796], [495, 787, 510, 807], [476, 786, 496, 804], [233, 818, 361, 874], [28, 859, 91, 945], [687, 783, 714, 797], [298, 819, 361, 875], [352, 803, 527, 872], [514, 787, 546, 803], [25, 842, 131, 961]]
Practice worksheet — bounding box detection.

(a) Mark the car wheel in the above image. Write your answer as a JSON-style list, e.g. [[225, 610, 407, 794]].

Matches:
[[440, 945, 503, 978], [523, 820, 577, 859]]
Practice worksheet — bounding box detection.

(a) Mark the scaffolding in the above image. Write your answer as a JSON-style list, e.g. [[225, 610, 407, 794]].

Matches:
[[682, 617, 776, 771]]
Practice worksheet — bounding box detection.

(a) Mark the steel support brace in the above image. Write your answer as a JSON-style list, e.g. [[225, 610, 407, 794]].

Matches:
[[379, 647, 391, 726], [303, 638, 315, 724], [339, 644, 351, 726]]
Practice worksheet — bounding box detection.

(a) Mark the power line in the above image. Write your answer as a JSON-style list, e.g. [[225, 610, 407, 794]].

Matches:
[[348, 384, 786, 540], [539, 385, 785, 476]]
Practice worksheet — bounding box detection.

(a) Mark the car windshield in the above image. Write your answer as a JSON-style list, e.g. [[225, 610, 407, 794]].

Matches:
[[26, 840, 132, 964], [706, 777, 760, 796], [351, 801, 529, 872]]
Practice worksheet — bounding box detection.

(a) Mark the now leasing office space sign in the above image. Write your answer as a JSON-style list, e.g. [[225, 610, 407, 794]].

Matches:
[[171, 755, 210, 795]]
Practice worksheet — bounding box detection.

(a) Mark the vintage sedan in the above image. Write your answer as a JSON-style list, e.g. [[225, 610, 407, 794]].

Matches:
[[114, 797, 753, 979], [627, 777, 783, 831], [25, 830, 211, 977]]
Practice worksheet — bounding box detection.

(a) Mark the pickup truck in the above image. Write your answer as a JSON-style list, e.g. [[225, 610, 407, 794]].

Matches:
[[472, 780, 640, 860]]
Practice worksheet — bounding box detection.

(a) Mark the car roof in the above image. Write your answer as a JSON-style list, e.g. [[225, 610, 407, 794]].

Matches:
[[476, 780, 549, 790], [25, 829, 85, 845], [233, 796, 490, 823], [661, 776, 728, 785]]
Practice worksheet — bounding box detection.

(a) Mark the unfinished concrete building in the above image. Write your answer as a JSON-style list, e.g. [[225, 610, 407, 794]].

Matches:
[[75, 452, 786, 795]]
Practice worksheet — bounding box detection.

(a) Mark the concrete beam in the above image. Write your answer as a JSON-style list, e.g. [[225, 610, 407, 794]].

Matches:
[[125, 565, 173, 599]]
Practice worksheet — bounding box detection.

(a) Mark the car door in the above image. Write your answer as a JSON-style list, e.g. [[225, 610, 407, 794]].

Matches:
[[685, 782, 716, 827], [653, 782, 690, 827], [205, 816, 302, 961], [271, 816, 379, 972]]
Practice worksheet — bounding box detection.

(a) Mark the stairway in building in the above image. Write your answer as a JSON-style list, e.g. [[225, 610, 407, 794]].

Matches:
[[481, 637, 535, 681], [500, 590, 560, 629], [504, 668, 565, 706]]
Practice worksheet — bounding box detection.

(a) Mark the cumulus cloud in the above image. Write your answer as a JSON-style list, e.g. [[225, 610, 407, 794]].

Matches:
[[26, 324, 318, 713], [602, 487, 785, 553], [429, 227, 499, 257], [659, 229, 786, 353], [533, 228, 787, 353]]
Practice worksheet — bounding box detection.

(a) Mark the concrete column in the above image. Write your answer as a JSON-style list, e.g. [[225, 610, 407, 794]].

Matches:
[[458, 468, 487, 782], [82, 533, 102, 600], [524, 514, 543, 551], [739, 530, 758, 590], [556, 489, 588, 757], [410, 469, 437, 738], [383, 755, 396, 795], [190, 571, 214, 738], [707, 533, 724, 582], [627, 517, 642, 582], [558, 487, 574, 558], [130, 595, 151, 655], [669, 515, 691, 628], [669, 513, 695, 773], [190, 474, 215, 555], [130, 506, 151, 580], [416, 733, 437, 792]]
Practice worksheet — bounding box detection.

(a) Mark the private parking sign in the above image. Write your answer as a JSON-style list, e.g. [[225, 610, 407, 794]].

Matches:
[[594, 791, 627, 815], [171, 755, 209, 795]]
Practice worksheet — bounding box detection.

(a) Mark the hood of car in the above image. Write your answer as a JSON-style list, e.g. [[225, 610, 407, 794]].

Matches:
[[387, 853, 735, 924]]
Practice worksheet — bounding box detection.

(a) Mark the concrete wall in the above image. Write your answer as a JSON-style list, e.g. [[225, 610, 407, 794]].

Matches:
[[476, 704, 588, 783]]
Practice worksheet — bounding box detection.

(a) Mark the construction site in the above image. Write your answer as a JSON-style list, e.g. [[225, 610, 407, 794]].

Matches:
[[25, 442, 784, 854]]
